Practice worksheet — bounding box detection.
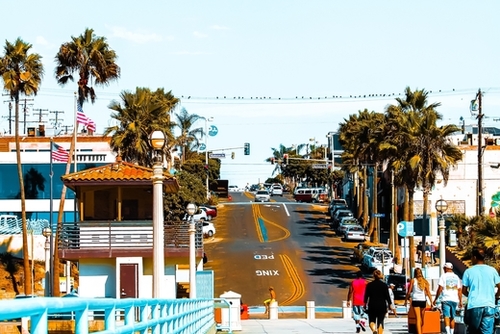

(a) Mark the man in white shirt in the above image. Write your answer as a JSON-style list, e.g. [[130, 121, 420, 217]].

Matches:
[[433, 262, 462, 334]]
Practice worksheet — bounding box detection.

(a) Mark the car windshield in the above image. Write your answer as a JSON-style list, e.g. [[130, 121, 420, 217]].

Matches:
[[348, 226, 363, 232], [373, 250, 392, 260], [387, 275, 406, 284], [257, 191, 268, 195]]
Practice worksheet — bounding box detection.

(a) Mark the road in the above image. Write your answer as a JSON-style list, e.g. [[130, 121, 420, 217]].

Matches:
[[203, 192, 364, 308]]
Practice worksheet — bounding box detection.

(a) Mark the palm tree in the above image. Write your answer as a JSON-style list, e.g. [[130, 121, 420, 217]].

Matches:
[[104, 87, 178, 166], [53, 28, 120, 295], [0, 38, 44, 295], [172, 108, 203, 164]]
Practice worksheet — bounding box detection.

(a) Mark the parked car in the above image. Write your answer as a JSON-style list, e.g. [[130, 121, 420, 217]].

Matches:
[[337, 217, 359, 235], [328, 199, 348, 217], [254, 190, 271, 202], [362, 247, 393, 273], [331, 209, 354, 228], [351, 242, 385, 263], [385, 274, 407, 300], [202, 221, 216, 237], [270, 184, 283, 196], [294, 188, 327, 203], [341, 225, 366, 242], [183, 209, 207, 222], [199, 206, 217, 220], [228, 185, 239, 192]]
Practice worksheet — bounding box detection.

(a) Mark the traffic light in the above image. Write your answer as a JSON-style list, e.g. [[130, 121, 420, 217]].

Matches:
[[231, 152, 235, 159], [244, 142, 250, 155], [283, 154, 288, 165]]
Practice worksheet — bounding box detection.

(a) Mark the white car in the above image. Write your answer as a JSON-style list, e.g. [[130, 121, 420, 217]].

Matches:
[[228, 185, 239, 192], [202, 222, 216, 237], [271, 185, 283, 196], [183, 209, 207, 222], [254, 190, 271, 202], [362, 247, 393, 273]]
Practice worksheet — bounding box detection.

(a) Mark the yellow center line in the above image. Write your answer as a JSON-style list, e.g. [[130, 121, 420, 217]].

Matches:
[[253, 204, 290, 243], [279, 254, 305, 306]]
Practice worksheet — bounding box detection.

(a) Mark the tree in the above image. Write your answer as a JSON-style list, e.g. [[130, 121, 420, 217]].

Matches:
[[104, 87, 178, 166], [0, 38, 44, 295], [172, 108, 203, 164], [53, 28, 120, 295]]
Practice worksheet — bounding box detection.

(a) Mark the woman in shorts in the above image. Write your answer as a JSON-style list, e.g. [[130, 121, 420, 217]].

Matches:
[[404, 268, 433, 334]]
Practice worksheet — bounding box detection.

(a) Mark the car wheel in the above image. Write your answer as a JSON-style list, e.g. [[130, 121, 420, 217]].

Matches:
[[207, 216, 212, 221], [207, 231, 214, 237]]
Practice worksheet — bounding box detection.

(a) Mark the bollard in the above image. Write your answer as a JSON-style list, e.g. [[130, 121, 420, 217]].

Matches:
[[269, 301, 279, 319], [305, 301, 315, 319], [342, 300, 352, 319]]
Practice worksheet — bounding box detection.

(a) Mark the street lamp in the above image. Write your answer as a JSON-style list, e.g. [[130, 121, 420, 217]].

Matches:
[[186, 203, 197, 298], [150, 130, 166, 298], [435, 199, 448, 275], [42, 226, 52, 297], [203, 117, 214, 200]]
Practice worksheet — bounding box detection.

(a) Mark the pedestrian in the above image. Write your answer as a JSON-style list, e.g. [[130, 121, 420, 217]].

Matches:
[[429, 242, 436, 265], [404, 267, 433, 334], [347, 271, 367, 333], [417, 242, 423, 263], [263, 286, 276, 315], [432, 262, 462, 334], [462, 246, 500, 334], [387, 284, 398, 318], [364, 269, 395, 334]]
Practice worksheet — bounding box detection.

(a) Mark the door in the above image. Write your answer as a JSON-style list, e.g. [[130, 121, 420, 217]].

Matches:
[[120, 263, 138, 298]]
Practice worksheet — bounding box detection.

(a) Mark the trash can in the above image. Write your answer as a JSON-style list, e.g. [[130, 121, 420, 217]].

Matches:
[[305, 301, 315, 319], [448, 230, 457, 247], [220, 291, 242, 331]]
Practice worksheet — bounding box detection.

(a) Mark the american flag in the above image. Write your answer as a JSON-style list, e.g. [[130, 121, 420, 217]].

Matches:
[[51, 142, 69, 162], [77, 102, 96, 131]]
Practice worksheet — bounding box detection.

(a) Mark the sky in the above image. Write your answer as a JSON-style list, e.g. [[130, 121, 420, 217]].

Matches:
[[1, 1, 500, 187]]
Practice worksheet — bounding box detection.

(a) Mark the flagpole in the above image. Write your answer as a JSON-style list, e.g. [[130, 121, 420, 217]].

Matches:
[[49, 138, 54, 296]]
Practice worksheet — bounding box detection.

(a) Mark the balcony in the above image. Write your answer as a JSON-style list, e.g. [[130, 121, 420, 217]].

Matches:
[[58, 220, 204, 260]]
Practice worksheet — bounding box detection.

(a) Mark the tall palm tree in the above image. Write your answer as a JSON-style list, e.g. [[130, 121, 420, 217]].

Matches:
[[53, 28, 120, 295], [104, 87, 178, 167], [172, 107, 202, 164], [0, 38, 44, 295]]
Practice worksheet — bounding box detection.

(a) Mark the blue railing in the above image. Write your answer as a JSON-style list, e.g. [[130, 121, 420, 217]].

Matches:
[[0, 297, 218, 334]]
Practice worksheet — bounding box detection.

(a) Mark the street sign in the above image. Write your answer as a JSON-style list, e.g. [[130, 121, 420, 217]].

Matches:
[[312, 164, 328, 169], [208, 125, 218, 137], [397, 220, 414, 237], [198, 143, 206, 152], [374, 213, 385, 218], [209, 153, 225, 158]]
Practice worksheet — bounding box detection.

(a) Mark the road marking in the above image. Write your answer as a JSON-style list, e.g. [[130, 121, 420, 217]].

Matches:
[[279, 254, 305, 306], [255, 270, 280, 276], [254, 254, 275, 260], [282, 203, 290, 216], [252, 204, 290, 243]]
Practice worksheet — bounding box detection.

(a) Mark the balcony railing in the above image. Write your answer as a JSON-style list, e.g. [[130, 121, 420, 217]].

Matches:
[[58, 220, 203, 251]]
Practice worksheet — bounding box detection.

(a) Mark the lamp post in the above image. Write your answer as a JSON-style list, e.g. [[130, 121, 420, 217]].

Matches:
[[42, 226, 52, 297], [435, 199, 448, 275], [150, 130, 166, 298], [186, 203, 197, 298], [327, 132, 336, 199]]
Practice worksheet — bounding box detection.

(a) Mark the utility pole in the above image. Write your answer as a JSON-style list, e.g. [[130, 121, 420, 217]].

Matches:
[[33, 108, 49, 123], [49, 110, 65, 136], [2, 100, 14, 134], [20, 99, 34, 135], [476, 89, 484, 216]]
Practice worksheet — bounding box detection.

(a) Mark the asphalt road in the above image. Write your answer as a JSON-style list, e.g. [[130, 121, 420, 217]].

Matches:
[[203, 192, 365, 308]]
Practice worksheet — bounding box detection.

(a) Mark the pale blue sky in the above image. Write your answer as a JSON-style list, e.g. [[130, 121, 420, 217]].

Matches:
[[1, 1, 500, 186]]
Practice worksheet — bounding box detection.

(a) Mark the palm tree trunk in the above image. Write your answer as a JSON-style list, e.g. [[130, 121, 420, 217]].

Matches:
[[371, 163, 379, 244], [363, 167, 369, 230], [357, 170, 363, 220], [408, 188, 415, 271], [52, 127, 77, 296], [421, 189, 430, 267], [15, 98, 32, 295]]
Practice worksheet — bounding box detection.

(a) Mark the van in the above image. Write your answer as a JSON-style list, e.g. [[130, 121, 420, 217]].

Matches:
[[294, 188, 327, 203]]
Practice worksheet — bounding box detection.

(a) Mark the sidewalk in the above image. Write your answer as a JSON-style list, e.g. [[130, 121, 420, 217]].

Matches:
[[238, 317, 408, 333]]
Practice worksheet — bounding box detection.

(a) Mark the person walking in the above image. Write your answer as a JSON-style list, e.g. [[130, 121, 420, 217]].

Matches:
[[263, 286, 276, 315], [462, 246, 500, 334], [404, 267, 433, 334], [432, 262, 462, 334], [347, 271, 367, 333], [387, 284, 398, 318], [364, 269, 395, 334]]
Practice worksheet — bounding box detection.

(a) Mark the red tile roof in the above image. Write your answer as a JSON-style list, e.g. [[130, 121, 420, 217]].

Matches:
[[61, 158, 179, 193]]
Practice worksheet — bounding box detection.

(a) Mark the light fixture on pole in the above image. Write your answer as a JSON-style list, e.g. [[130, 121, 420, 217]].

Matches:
[[435, 199, 448, 275], [42, 226, 52, 297], [150, 130, 166, 298], [186, 203, 197, 298]]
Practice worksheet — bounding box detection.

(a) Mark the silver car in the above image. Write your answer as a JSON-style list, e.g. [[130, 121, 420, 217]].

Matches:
[[342, 225, 366, 242], [254, 190, 271, 202]]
